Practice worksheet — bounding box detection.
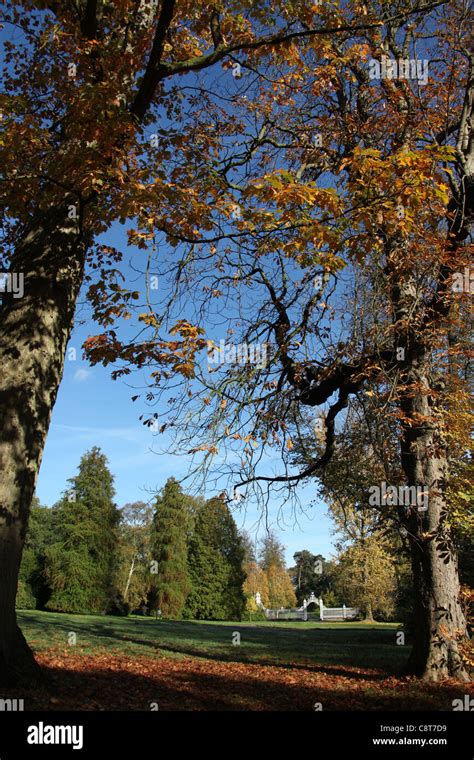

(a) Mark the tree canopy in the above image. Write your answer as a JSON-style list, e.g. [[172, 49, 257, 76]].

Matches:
[[44, 447, 120, 614], [0, 0, 471, 685]]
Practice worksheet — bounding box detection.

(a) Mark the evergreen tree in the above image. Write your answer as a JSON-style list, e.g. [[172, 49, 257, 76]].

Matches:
[[148, 479, 192, 618], [185, 496, 245, 620], [18, 497, 55, 609], [44, 448, 120, 614], [240, 530, 257, 566]]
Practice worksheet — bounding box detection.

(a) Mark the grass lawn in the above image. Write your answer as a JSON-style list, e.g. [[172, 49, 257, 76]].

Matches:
[[17, 610, 403, 670], [9, 609, 472, 711]]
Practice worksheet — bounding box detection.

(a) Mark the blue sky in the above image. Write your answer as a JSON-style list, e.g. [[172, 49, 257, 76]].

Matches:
[[0, 14, 338, 566], [35, 222, 337, 566], [36, 348, 336, 565]]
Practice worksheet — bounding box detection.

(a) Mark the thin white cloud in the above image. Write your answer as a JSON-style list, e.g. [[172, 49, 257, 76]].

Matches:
[[50, 423, 145, 443]]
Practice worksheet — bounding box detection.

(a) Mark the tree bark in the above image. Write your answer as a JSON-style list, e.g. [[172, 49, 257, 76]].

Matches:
[[0, 205, 88, 686], [384, 239, 471, 682], [399, 355, 470, 682]]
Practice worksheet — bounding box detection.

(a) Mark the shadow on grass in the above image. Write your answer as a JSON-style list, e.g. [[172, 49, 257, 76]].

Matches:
[[3, 656, 463, 712], [17, 612, 408, 676]]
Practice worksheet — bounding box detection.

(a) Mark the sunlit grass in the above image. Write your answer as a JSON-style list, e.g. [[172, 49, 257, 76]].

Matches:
[[17, 609, 405, 673]]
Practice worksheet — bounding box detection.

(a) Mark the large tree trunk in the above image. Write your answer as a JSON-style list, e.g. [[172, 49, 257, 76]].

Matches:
[[408, 524, 468, 681], [0, 205, 88, 686], [399, 354, 470, 682]]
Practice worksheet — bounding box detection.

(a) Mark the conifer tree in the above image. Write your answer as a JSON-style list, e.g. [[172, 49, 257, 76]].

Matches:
[[148, 479, 192, 618], [44, 448, 120, 614], [18, 497, 54, 610], [185, 496, 245, 620]]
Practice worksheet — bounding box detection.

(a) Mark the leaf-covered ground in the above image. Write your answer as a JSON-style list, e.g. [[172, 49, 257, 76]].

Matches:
[[9, 611, 473, 711], [10, 651, 474, 711]]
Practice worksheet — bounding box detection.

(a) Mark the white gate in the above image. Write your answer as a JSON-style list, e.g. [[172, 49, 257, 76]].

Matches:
[[255, 592, 359, 622]]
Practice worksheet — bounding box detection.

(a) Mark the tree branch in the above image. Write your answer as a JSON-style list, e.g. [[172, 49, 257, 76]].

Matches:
[[235, 347, 397, 489], [131, 0, 177, 119], [130, 0, 448, 121], [236, 386, 352, 488]]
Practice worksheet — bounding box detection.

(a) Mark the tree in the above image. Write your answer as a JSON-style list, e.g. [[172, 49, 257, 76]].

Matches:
[[98, 2, 472, 681], [243, 562, 269, 611], [315, 562, 343, 610], [0, 0, 397, 688], [117, 501, 153, 613], [328, 501, 403, 622], [259, 532, 286, 571], [293, 394, 405, 544], [267, 565, 297, 610], [240, 530, 258, 567], [257, 532, 297, 609], [334, 538, 397, 621], [2, 1, 469, 685], [148, 479, 192, 618], [185, 496, 245, 620], [293, 394, 435, 629], [241, 529, 267, 613], [44, 448, 120, 614], [18, 497, 55, 610], [290, 550, 326, 606]]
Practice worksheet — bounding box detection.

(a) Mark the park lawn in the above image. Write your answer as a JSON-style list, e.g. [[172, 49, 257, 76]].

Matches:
[[10, 609, 473, 711], [17, 610, 403, 670]]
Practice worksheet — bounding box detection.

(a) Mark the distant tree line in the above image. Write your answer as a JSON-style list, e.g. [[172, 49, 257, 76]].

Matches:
[[20, 445, 464, 625], [18, 448, 302, 620]]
